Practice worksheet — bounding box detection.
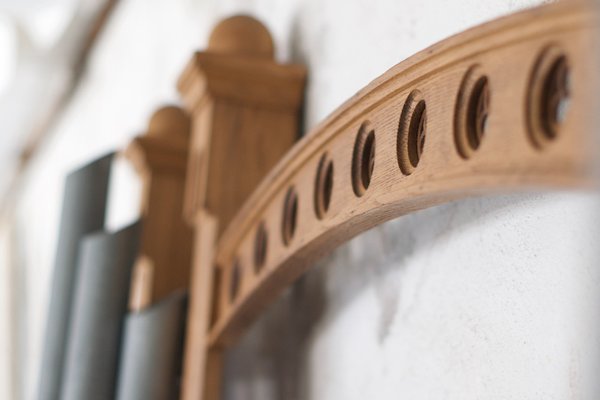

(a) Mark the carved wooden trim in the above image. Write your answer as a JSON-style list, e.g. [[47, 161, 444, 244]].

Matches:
[[179, 2, 599, 399]]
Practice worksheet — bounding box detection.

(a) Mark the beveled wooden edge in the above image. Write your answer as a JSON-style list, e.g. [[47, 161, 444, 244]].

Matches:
[[208, 0, 600, 346], [177, 52, 306, 111], [181, 211, 220, 400], [126, 136, 189, 173]]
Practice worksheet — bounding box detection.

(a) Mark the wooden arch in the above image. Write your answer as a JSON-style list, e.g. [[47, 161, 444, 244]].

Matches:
[[177, 2, 600, 399]]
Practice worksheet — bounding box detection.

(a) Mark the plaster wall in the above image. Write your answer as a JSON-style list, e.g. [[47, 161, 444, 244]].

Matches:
[[10, 0, 600, 399]]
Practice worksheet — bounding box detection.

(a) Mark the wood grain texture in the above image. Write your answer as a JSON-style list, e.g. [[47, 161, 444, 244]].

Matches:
[[178, 54, 306, 235], [126, 106, 194, 309], [208, 1, 600, 349], [178, 15, 307, 400], [180, 212, 219, 400]]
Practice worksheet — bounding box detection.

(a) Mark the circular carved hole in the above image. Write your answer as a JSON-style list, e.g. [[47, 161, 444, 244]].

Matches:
[[527, 46, 570, 148], [229, 259, 241, 303], [398, 90, 427, 175], [454, 66, 490, 158], [282, 187, 298, 246], [351, 123, 376, 197], [253, 222, 267, 273], [314, 153, 334, 219], [542, 56, 570, 139]]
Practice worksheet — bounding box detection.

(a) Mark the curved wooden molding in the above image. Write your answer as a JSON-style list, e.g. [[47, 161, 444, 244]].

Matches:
[[209, 1, 599, 348], [176, 3, 600, 400]]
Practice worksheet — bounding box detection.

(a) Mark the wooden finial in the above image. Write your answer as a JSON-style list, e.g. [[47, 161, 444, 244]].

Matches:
[[147, 105, 191, 143], [207, 15, 274, 59]]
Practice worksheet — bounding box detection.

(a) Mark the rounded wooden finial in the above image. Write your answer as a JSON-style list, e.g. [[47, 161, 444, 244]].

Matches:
[[148, 106, 190, 142], [208, 15, 274, 59]]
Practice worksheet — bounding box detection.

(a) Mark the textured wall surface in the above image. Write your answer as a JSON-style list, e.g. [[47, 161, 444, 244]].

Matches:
[[10, 0, 599, 399], [224, 194, 600, 399]]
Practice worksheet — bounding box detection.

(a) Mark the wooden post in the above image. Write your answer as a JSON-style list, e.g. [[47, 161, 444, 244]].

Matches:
[[178, 15, 306, 400], [126, 106, 194, 310]]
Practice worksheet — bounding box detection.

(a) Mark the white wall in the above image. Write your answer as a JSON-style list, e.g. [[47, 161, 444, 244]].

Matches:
[[10, 0, 600, 399]]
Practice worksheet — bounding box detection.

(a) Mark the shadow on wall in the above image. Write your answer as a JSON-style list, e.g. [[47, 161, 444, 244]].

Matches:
[[223, 192, 542, 400]]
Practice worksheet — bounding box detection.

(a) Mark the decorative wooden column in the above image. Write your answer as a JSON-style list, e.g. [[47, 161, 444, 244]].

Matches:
[[177, 15, 306, 400], [125, 106, 194, 309], [112, 106, 193, 400]]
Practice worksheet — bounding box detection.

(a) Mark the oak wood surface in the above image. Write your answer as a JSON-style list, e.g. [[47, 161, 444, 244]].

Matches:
[[178, 15, 307, 400], [180, 212, 220, 400], [126, 106, 194, 309], [176, 3, 600, 400], [209, 1, 599, 348]]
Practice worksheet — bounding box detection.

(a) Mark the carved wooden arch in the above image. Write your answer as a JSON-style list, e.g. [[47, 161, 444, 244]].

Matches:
[[178, 2, 599, 399]]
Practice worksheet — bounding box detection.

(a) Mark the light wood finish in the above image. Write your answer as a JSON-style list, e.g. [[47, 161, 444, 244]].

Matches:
[[178, 3, 600, 399], [178, 15, 307, 400], [209, 1, 600, 349], [127, 255, 153, 311], [207, 15, 274, 59], [178, 27, 306, 234], [126, 106, 194, 309], [180, 212, 220, 400]]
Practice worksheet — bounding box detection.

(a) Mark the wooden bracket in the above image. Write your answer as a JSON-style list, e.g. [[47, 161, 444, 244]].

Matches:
[[178, 15, 307, 400]]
